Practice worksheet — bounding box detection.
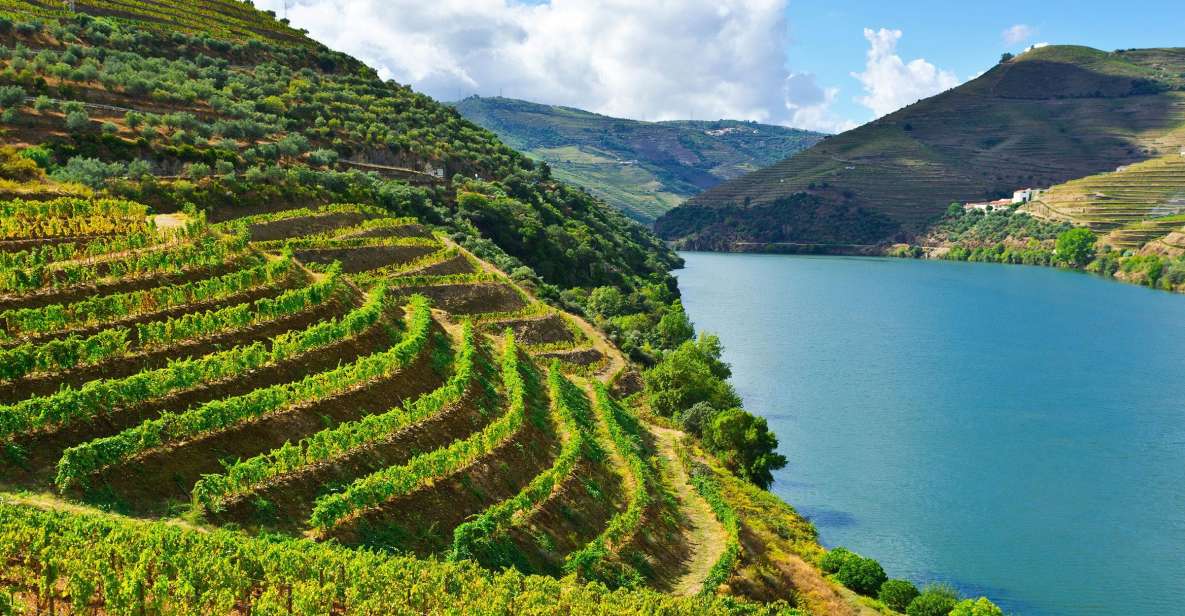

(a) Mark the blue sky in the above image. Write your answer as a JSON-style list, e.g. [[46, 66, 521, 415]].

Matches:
[[790, 0, 1185, 124], [263, 0, 1184, 133]]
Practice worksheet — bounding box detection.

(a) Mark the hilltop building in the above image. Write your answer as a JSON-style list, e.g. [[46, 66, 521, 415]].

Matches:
[[1012, 188, 1043, 204]]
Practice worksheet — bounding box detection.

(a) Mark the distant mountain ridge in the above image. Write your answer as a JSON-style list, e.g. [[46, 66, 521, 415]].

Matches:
[[454, 96, 824, 223], [657, 45, 1185, 250]]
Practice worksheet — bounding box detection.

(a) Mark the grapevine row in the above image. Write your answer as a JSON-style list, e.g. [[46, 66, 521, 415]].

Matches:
[[54, 294, 432, 490], [308, 333, 530, 530], [0, 287, 389, 442], [681, 445, 742, 595], [0, 500, 763, 615], [192, 320, 480, 513], [564, 383, 654, 582], [0, 197, 148, 220], [0, 265, 333, 381], [0, 255, 294, 340], [450, 363, 601, 562], [0, 232, 250, 294]]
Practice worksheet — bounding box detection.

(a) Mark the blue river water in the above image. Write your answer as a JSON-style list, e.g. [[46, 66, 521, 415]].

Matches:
[[674, 252, 1185, 615]]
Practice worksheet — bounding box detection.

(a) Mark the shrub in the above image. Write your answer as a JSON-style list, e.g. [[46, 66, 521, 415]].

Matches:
[[0, 146, 41, 181], [949, 597, 1004, 616], [19, 145, 51, 169], [819, 547, 856, 574], [906, 585, 959, 616], [702, 407, 787, 489], [879, 579, 920, 612], [1055, 227, 1097, 268], [308, 148, 338, 166], [32, 95, 54, 112], [50, 156, 125, 188], [64, 109, 90, 131], [0, 84, 24, 108], [187, 162, 211, 179], [679, 401, 717, 437], [101, 121, 119, 135], [834, 554, 887, 596]]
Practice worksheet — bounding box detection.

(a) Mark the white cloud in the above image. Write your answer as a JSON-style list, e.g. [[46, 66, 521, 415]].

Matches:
[[253, 0, 850, 133], [1002, 24, 1037, 46], [1023, 42, 1051, 53], [850, 28, 960, 119]]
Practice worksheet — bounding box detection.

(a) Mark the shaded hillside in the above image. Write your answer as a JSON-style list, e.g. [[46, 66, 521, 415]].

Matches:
[[455, 96, 823, 223], [658, 45, 1185, 249]]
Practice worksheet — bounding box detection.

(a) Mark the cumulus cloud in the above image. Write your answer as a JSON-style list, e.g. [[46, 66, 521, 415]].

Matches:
[[1002, 24, 1037, 46], [253, 0, 851, 133], [850, 28, 959, 119]]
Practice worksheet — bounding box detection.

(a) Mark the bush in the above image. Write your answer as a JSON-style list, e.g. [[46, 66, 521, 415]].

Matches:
[[0, 84, 24, 108], [834, 554, 887, 596], [19, 145, 51, 169], [879, 579, 920, 612], [949, 597, 1004, 616], [819, 547, 856, 574], [906, 585, 959, 616], [101, 121, 119, 135], [64, 109, 90, 131], [1055, 227, 1097, 268], [679, 401, 718, 437], [702, 407, 787, 489], [50, 156, 125, 188]]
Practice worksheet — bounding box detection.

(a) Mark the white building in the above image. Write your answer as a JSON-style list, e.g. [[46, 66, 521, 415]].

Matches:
[[1012, 188, 1043, 204]]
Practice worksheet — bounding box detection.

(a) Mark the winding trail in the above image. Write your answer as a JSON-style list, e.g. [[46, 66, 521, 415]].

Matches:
[[651, 425, 728, 596]]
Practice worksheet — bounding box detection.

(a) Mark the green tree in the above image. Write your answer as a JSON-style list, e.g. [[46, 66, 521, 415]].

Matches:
[[702, 407, 787, 489], [879, 579, 920, 612], [644, 335, 740, 418], [64, 109, 90, 131], [834, 554, 887, 596], [820, 547, 856, 574], [1055, 228, 1097, 268], [906, 585, 959, 616], [587, 286, 628, 319], [679, 401, 717, 437], [656, 300, 694, 349], [949, 597, 1004, 616]]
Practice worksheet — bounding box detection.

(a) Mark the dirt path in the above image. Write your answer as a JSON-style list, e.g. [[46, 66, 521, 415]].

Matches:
[[651, 425, 728, 596]]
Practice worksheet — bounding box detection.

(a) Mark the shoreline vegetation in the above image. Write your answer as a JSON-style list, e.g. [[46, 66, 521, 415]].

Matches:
[[696, 204, 1185, 295]]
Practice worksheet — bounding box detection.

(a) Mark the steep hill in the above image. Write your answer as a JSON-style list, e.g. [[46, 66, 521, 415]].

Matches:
[[0, 4, 928, 615], [657, 45, 1185, 250], [454, 96, 823, 223]]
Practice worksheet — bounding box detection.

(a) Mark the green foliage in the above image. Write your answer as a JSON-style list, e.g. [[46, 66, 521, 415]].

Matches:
[[195, 320, 479, 513], [564, 384, 652, 588], [683, 456, 741, 595], [63, 109, 89, 131], [832, 553, 887, 596], [949, 597, 1004, 616], [644, 334, 740, 418], [679, 401, 718, 437], [879, 579, 921, 612], [49, 156, 125, 188], [819, 547, 855, 574], [0, 500, 768, 614], [0, 286, 389, 442], [906, 585, 960, 616], [55, 295, 434, 490], [702, 408, 787, 490], [308, 331, 529, 530], [451, 364, 600, 564], [1055, 227, 1097, 267]]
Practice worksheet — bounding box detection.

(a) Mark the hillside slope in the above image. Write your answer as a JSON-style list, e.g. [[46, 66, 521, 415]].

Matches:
[[455, 96, 823, 223], [657, 45, 1185, 250], [0, 4, 900, 615]]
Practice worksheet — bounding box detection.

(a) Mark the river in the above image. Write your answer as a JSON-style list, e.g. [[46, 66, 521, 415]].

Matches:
[[674, 252, 1185, 615]]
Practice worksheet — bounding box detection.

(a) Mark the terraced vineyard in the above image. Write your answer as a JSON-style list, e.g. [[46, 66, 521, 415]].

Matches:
[[1026, 153, 1185, 249], [0, 2, 993, 614], [0, 199, 861, 614]]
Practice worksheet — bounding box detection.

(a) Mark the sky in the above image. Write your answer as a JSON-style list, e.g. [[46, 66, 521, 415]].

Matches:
[[255, 0, 1185, 134]]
